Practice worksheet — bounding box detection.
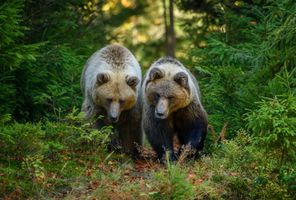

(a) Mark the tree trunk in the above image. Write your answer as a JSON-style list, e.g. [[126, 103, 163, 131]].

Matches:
[[163, 0, 175, 57], [162, 0, 169, 55], [168, 0, 175, 57]]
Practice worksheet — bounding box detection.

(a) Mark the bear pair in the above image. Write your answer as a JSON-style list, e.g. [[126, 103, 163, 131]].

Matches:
[[81, 45, 208, 161]]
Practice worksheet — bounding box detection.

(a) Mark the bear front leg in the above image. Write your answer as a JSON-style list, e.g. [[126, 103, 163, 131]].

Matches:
[[117, 108, 143, 158], [143, 108, 176, 161], [177, 118, 207, 158], [92, 108, 108, 129], [118, 120, 143, 158], [93, 111, 121, 152]]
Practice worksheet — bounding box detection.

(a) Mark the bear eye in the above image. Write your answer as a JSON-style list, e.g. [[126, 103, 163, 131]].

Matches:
[[119, 99, 125, 105], [126, 76, 139, 88], [154, 93, 160, 100], [97, 73, 110, 85], [168, 96, 174, 100], [149, 68, 164, 81]]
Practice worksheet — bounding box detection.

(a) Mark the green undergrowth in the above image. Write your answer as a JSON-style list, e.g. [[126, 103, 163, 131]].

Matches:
[[63, 130, 296, 200], [0, 111, 116, 199], [0, 112, 295, 199]]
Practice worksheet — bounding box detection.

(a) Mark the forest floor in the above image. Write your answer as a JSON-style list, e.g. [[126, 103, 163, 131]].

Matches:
[[1, 121, 295, 200], [62, 147, 162, 200], [59, 137, 196, 200]]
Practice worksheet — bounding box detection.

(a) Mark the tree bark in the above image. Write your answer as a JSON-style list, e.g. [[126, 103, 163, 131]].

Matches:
[[168, 0, 175, 57], [163, 0, 175, 57], [162, 0, 169, 55]]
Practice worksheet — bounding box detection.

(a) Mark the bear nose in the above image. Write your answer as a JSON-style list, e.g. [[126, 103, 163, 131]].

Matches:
[[109, 102, 120, 123], [155, 111, 167, 119], [155, 98, 168, 119], [156, 112, 164, 117], [109, 116, 119, 123]]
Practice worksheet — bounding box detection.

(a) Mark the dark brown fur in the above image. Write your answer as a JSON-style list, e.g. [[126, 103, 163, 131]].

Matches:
[[142, 57, 208, 161], [100, 45, 132, 69]]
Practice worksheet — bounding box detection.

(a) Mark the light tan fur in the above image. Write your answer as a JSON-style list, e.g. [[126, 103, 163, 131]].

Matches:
[[146, 78, 191, 117], [93, 73, 137, 117], [81, 44, 141, 120], [80, 45, 143, 156]]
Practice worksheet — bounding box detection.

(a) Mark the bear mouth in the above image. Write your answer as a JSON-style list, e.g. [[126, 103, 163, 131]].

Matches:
[[108, 115, 119, 123], [154, 110, 168, 119]]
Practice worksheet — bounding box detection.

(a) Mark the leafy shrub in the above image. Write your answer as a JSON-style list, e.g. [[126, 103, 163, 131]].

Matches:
[[42, 109, 113, 152], [0, 0, 40, 117], [189, 131, 295, 199], [29, 45, 85, 121], [0, 109, 115, 198], [151, 162, 195, 200], [22, 154, 46, 186], [168, 165, 195, 200], [245, 95, 296, 162], [279, 167, 296, 194], [0, 123, 44, 162]]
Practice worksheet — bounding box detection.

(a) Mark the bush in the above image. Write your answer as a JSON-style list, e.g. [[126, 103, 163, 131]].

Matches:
[[42, 109, 113, 152], [151, 163, 195, 200], [0, 110, 114, 198], [187, 131, 295, 199], [0, 0, 40, 117], [0, 123, 44, 162], [245, 95, 296, 162]]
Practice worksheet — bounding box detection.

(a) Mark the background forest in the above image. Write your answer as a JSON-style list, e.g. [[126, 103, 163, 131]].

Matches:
[[0, 0, 295, 199]]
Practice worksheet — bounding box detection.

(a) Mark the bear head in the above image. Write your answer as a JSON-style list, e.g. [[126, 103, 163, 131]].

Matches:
[[92, 71, 139, 123], [145, 67, 192, 119]]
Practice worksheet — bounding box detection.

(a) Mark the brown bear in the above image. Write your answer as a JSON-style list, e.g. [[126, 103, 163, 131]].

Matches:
[[142, 57, 208, 161], [81, 44, 142, 156]]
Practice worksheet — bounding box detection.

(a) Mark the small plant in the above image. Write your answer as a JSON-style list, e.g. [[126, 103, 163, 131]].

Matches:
[[245, 95, 296, 162], [168, 164, 195, 200], [22, 154, 46, 186], [0, 123, 44, 161], [43, 108, 113, 152], [151, 156, 195, 200]]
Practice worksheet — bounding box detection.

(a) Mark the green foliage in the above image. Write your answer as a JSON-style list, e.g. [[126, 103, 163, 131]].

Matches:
[[179, 0, 296, 136], [149, 153, 196, 200], [191, 132, 295, 199], [26, 45, 85, 120], [0, 110, 113, 198], [167, 164, 195, 200], [0, 123, 44, 162], [0, 0, 39, 69], [246, 95, 296, 162], [42, 109, 113, 152], [151, 164, 195, 200], [0, 0, 41, 116]]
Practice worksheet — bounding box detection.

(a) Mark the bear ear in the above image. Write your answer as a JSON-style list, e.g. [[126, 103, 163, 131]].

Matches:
[[126, 76, 139, 88], [174, 72, 189, 90], [97, 73, 110, 85], [149, 68, 164, 81]]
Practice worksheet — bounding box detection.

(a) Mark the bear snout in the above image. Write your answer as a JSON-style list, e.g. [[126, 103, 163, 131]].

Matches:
[[155, 98, 169, 119], [108, 102, 120, 123], [109, 116, 119, 123]]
